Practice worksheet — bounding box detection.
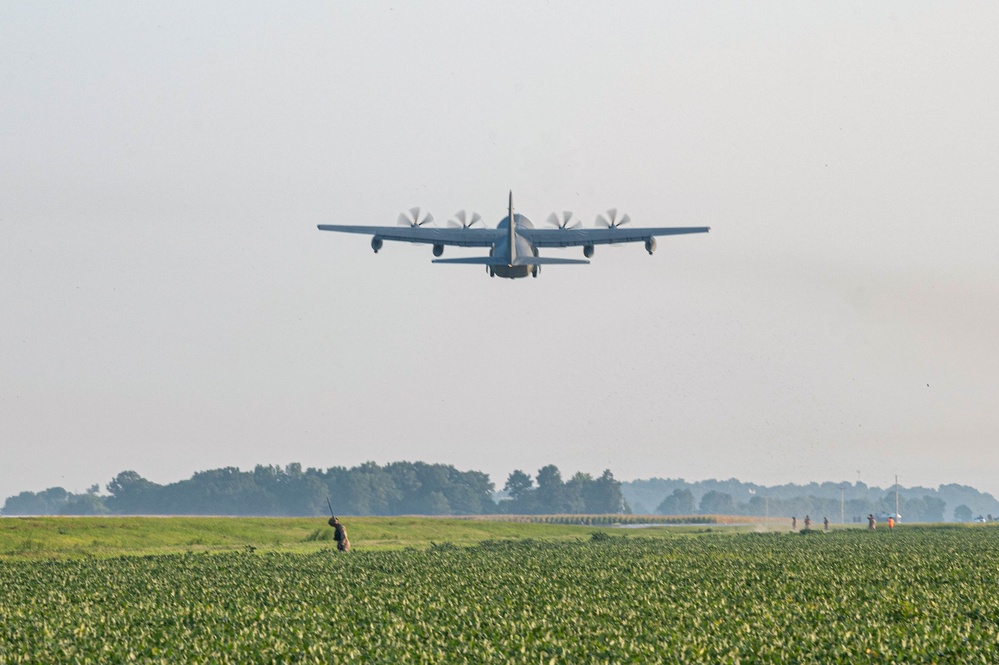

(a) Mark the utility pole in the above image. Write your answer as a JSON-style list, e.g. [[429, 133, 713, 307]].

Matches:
[[841, 487, 845, 524], [895, 474, 899, 520], [750, 488, 768, 520]]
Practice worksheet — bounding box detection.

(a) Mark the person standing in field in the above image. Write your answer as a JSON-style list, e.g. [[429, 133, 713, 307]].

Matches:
[[792, 516, 797, 530], [887, 515, 895, 529], [804, 515, 811, 530], [868, 514, 876, 530], [823, 516, 829, 531], [329, 516, 351, 552]]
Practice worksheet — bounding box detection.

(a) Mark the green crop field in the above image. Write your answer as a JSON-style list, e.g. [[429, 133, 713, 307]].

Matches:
[[1, 522, 997, 662]]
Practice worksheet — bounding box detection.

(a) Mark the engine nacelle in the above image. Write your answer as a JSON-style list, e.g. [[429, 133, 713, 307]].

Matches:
[[583, 244, 595, 258], [433, 244, 444, 257], [371, 236, 383, 253], [645, 237, 657, 255]]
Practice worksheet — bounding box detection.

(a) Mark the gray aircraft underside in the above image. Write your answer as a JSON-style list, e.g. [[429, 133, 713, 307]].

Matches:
[[317, 192, 710, 279]]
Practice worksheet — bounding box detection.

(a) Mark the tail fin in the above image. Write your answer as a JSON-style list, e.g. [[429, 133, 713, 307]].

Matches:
[[507, 190, 516, 265]]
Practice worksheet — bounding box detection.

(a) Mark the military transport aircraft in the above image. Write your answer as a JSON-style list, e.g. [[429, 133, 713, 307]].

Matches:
[[317, 192, 709, 279]]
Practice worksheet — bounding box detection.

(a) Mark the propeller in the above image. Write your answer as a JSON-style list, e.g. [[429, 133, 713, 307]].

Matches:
[[397, 207, 434, 227], [595, 208, 631, 229], [447, 210, 484, 228], [546, 210, 581, 230]]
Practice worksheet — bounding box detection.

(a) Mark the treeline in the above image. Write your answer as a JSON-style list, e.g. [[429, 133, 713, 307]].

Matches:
[[6, 463, 997, 522], [501, 466, 625, 515], [0, 486, 108, 516], [652, 487, 946, 523], [623, 478, 999, 523], [1, 462, 626, 517]]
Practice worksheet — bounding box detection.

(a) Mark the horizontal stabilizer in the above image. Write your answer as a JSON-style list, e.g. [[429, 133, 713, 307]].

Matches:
[[513, 257, 589, 266], [432, 256, 590, 266], [432, 256, 511, 266]]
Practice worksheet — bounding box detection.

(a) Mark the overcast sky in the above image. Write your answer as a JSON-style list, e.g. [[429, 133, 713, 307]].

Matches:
[[2, 2, 998, 503]]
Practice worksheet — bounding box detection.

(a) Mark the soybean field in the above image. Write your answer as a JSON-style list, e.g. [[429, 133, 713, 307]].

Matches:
[[1, 526, 998, 662]]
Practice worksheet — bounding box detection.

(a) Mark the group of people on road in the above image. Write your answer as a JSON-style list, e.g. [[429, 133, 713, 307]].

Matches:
[[791, 515, 830, 531], [866, 514, 896, 530], [791, 513, 900, 532]]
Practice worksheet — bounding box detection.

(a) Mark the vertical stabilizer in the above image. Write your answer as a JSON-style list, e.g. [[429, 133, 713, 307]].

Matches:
[[507, 190, 516, 265]]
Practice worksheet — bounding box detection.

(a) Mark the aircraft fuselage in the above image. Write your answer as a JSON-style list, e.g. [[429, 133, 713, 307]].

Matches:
[[489, 215, 538, 279]]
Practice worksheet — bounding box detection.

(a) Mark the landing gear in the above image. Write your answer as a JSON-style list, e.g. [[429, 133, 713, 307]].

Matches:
[[531, 265, 539, 278]]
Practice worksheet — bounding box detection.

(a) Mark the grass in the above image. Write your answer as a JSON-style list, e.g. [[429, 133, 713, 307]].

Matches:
[[0, 516, 660, 559], [0, 514, 860, 560]]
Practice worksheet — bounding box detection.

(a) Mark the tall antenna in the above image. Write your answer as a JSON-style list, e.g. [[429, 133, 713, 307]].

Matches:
[[840, 486, 845, 524], [895, 474, 899, 520]]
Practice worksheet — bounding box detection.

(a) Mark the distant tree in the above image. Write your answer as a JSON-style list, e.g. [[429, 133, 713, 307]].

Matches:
[[618, 478, 999, 524], [504, 470, 533, 500], [699, 490, 735, 515], [320, 461, 494, 516], [423, 491, 451, 515], [921, 496, 946, 523], [377, 462, 447, 514], [657, 488, 695, 515], [61, 493, 109, 515], [444, 469, 495, 515], [895, 494, 946, 523], [385, 462, 421, 510], [404, 463, 453, 515], [954, 504, 973, 522], [280, 473, 329, 516], [106, 471, 162, 514], [501, 470, 537, 514], [502, 466, 619, 515], [938, 484, 999, 520], [339, 462, 402, 515], [2, 487, 70, 515], [1, 486, 112, 515], [745, 495, 768, 516], [165, 467, 267, 515], [584, 470, 625, 514], [536, 465, 568, 513], [249, 465, 292, 514], [563, 472, 591, 514]]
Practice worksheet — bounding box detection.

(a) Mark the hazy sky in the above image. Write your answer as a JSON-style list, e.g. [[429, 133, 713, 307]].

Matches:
[[3, 2, 998, 503]]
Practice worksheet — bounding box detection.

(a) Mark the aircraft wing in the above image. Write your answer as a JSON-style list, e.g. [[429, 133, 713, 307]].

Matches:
[[518, 226, 710, 248], [317, 224, 500, 248]]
